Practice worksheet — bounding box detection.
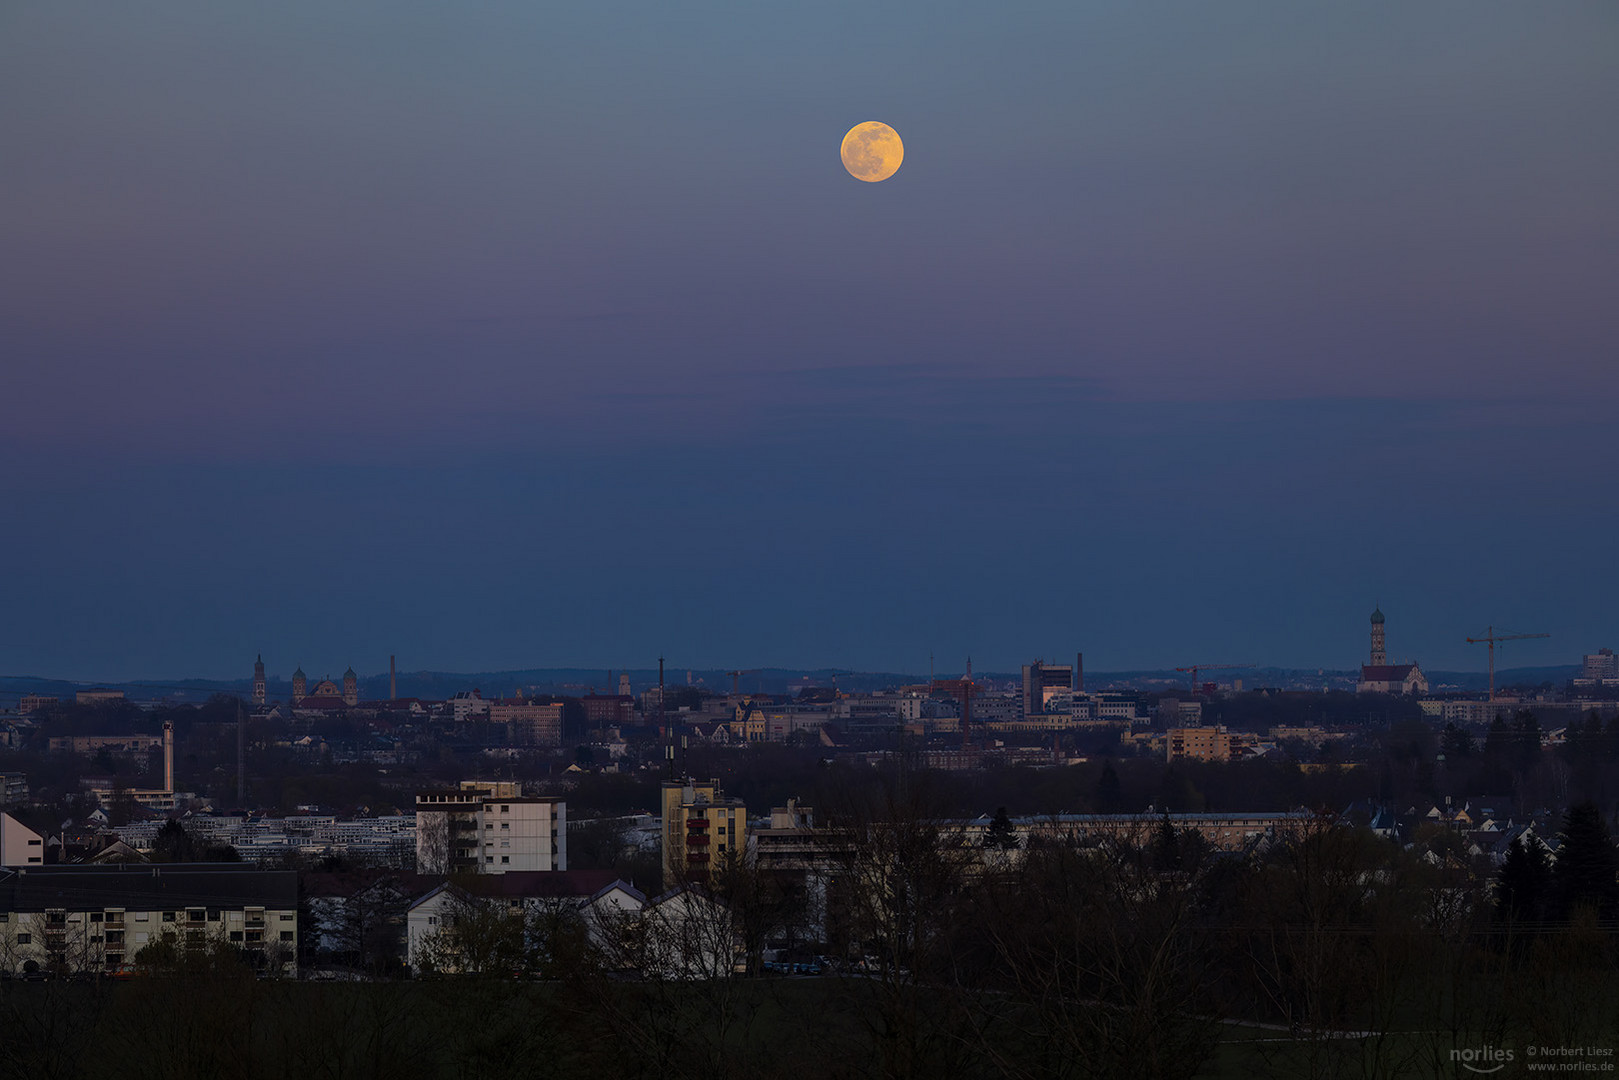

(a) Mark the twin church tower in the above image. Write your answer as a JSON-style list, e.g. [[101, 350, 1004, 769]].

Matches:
[[251, 654, 359, 708]]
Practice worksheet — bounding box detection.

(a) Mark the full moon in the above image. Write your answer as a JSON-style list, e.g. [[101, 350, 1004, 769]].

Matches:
[[841, 121, 904, 182]]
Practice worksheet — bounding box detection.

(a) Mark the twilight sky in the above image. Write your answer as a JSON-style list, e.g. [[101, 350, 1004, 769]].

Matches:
[[2, 2, 1615, 681]]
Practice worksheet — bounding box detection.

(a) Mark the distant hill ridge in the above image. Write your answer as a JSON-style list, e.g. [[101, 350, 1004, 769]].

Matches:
[[0, 663, 1584, 703]]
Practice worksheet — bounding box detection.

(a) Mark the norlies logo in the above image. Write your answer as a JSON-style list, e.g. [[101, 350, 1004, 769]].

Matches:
[[1452, 1046, 1515, 1074]]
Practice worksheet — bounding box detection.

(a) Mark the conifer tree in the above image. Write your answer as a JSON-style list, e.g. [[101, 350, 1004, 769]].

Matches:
[[1551, 801, 1619, 922], [1095, 759, 1122, 813], [1495, 836, 1550, 924]]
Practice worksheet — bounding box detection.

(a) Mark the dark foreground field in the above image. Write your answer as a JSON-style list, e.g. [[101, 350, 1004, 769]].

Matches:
[[3, 965, 1614, 1080]]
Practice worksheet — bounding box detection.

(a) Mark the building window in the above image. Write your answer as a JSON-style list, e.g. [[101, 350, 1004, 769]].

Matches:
[[162, 912, 176, 922], [486, 856, 494, 863], [16, 933, 30, 944], [501, 805, 509, 813], [501, 856, 509, 864], [279, 914, 293, 922], [500, 822, 509, 830], [229, 931, 243, 942]]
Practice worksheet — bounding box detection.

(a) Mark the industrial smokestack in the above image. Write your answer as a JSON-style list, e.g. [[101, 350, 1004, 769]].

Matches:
[[390, 654, 397, 701], [163, 720, 175, 793]]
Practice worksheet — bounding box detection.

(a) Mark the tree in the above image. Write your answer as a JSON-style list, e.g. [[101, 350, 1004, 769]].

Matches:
[[1511, 712, 1542, 773], [1095, 759, 1122, 813], [1482, 716, 1511, 763], [1494, 836, 1550, 925], [414, 888, 528, 976], [416, 811, 450, 874], [152, 819, 196, 862], [817, 762, 984, 1080], [982, 806, 1018, 851], [107, 780, 142, 827], [1439, 723, 1474, 759], [335, 876, 411, 973], [1550, 801, 1619, 922], [976, 819, 1222, 1080]]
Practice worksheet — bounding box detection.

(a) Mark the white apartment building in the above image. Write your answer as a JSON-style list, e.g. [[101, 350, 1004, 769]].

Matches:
[[0, 813, 45, 868], [0, 864, 298, 975], [449, 690, 491, 722], [415, 789, 566, 875], [405, 869, 627, 972]]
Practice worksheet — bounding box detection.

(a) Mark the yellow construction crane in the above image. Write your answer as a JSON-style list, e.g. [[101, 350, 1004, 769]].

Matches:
[[1465, 627, 1550, 702]]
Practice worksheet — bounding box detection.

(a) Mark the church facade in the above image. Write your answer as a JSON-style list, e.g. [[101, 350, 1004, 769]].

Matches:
[[259, 660, 360, 709], [1356, 608, 1429, 695]]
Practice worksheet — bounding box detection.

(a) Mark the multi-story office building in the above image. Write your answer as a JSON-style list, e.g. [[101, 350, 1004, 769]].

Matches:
[[415, 784, 566, 875], [660, 779, 747, 887], [1021, 661, 1074, 717], [583, 694, 635, 729], [487, 698, 563, 746], [1577, 648, 1619, 687], [0, 864, 298, 975], [17, 694, 58, 716]]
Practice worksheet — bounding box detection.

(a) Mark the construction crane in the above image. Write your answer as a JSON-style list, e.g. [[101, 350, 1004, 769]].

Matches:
[[1466, 627, 1550, 702], [1173, 663, 1254, 695], [726, 669, 760, 696]]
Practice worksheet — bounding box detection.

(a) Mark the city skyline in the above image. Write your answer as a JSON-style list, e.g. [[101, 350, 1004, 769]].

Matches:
[[3, 3, 1614, 680], [0, 607, 1591, 688]]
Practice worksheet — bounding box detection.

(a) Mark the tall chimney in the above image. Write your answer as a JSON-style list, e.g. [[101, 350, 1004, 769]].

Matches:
[[163, 720, 175, 793], [390, 654, 397, 701]]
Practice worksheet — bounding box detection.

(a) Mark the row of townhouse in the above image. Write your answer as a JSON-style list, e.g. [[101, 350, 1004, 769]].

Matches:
[[405, 872, 737, 979], [0, 864, 298, 976]]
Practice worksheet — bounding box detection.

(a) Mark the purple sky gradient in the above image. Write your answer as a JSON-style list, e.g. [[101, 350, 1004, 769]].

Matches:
[[2, 1, 1615, 679]]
